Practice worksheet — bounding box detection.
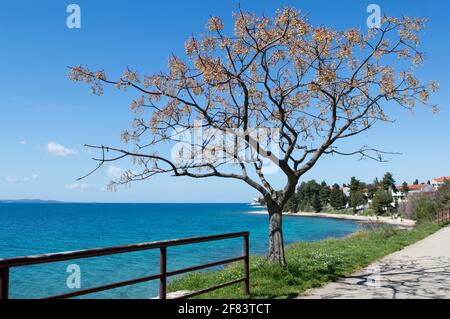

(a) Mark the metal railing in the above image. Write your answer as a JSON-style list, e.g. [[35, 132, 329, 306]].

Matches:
[[437, 208, 450, 224], [0, 231, 250, 299]]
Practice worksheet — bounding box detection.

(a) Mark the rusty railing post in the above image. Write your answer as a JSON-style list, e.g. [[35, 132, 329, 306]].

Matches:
[[243, 233, 250, 296], [159, 246, 167, 299], [0, 267, 9, 300]]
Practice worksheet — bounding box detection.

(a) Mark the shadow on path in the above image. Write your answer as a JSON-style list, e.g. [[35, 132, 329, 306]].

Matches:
[[300, 227, 450, 299]]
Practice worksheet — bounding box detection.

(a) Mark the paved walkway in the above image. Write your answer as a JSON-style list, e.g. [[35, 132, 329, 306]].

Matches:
[[299, 226, 450, 299]]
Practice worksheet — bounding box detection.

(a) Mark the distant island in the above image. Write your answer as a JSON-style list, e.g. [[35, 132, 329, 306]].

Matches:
[[0, 199, 62, 204]]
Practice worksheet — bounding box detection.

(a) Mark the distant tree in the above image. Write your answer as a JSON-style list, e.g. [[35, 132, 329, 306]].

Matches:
[[296, 182, 307, 212], [415, 198, 440, 223], [311, 193, 322, 213], [436, 180, 450, 207], [402, 182, 410, 194], [319, 181, 331, 207], [69, 8, 438, 266], [413, 179, 420, 185], [348, 177, 366, 214], [367, 179, 379, 200], [381, 173, 396, 195], [382, 172, 397, 192], [297, 180, 321, 212], [330, 184, 346, 210], [372, 190, 394, 215], [284, 193, 299, 213]]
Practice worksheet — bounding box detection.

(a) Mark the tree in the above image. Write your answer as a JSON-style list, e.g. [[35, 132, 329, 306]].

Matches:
[[415, 198, 440, 223], [297, 180, 321, 212], [436, 180, 450, 207], [413, 179, 420, 185], [330, 184, 347, 210], [284, 192, 299, 213], [319, 181, 331, 207], [348, 177, 366, 214], [401, 181, 410, 194], [382, 172, 397, 192], [311, 193, 322, 213], [69, 8, 437, 266], [372, 190, 393, 215], [367, 178, 380, 200]]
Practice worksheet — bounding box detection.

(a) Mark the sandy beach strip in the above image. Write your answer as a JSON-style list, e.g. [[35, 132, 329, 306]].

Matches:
[[248, 210, 416, 228]]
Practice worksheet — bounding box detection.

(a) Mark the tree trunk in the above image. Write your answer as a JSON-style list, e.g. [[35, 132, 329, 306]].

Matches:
[[267, 201, 286, 267]]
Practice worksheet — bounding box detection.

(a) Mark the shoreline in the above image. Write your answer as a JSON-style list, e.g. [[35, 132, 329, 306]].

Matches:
[[248, 210, 416, 228]]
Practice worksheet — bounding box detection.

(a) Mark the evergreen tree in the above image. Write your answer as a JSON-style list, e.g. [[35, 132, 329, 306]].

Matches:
[[284, 192, 299, 213], [367, 181, 378, 200], [311, 193, 322, 213], [401, 182, 409, 194], [330, 184, 346, 210], [374, 177, 380, 187], [296, 182, 307, 211], [297, 180, 322, 212], [382, 172, 397, 192], [348, 177, 365, 214], [413, 179, 419, 185], [319, 181, 331, 207], [371, 190, 393, 215]]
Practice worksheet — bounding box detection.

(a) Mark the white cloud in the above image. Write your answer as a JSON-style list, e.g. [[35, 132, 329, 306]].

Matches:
[[47, 142, 77, 156], [106, 165, 125, 179], [20, 140, 27, 145], [66, 183, 90, 191], [4, 174, 38, 183]]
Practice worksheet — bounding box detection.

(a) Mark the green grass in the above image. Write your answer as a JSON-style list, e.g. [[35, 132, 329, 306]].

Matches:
[[168, 223, 441, 299]]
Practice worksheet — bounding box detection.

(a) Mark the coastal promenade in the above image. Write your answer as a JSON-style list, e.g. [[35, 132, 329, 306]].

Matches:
[[299, 226, 450, 299]]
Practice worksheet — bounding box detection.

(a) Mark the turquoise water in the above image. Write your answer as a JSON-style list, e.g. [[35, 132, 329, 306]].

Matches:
[[0, 203, 358, 299]]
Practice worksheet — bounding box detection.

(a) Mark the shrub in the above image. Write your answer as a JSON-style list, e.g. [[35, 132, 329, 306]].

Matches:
[[415, 198, 440, 223], [371, 190, 393, 215]]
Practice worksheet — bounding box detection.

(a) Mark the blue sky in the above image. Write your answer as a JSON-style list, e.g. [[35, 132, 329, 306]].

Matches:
[[1, 0, 449, 203]]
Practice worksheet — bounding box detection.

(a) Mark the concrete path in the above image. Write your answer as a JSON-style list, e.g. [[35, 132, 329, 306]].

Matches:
[[299, 226, 450, 299]]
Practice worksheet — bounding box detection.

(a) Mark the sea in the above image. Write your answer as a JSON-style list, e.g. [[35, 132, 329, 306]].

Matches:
[[0, 203, 358, 299]]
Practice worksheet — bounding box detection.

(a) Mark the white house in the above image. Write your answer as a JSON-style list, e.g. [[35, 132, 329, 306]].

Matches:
[[431, 176, 450, 190], [392, 183, 435, 204]]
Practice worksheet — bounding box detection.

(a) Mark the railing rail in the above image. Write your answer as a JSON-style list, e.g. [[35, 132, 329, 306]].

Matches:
[[437, 207, 450, 224], [0, 231, 250, 299]]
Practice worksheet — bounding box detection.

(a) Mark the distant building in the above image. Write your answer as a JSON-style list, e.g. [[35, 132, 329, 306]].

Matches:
[[431, 176, 450, 190], [342, 186, 350, 198], [250, 196, 265, 206], [393, 183, 435, 204]]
